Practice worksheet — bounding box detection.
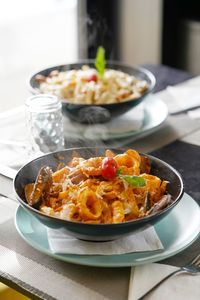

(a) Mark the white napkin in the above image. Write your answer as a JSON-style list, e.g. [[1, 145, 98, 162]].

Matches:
[[167, 86, 200, 117], [63, 103, 144, 140], [0, 106, 31, 167], [129, 263, 200, 300], [0, 106, 44, 168], [187, 108, 200, 119], [47, 226, 163, 255]]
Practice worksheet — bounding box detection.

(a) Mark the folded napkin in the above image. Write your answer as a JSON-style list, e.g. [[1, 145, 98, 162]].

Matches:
[[167, 85, 200, 117], [187, 108, 200, 119], [0, 106, 45, 168], [0, 106, 31, 167], [63, 103, 144, 140], [47, 226, 163, 255], [129, 263, 200, 300]]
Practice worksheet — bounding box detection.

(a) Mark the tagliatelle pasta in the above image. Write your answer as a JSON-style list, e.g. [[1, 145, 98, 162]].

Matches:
[[24, 149, 172, 224]]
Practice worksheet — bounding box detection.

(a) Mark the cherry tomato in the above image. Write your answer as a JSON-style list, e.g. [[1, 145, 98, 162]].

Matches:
[[87, 74, 98, 82], [101, 157, 117, 180]]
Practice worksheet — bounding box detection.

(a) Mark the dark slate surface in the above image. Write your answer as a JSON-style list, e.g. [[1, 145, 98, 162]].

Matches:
[[151, 140, 200, 205], [150, 140, 200, 267], [143, 64, 193, 93]]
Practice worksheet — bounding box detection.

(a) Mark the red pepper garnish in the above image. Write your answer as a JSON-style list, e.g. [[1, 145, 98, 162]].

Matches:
[[87, 74, 98, 82]]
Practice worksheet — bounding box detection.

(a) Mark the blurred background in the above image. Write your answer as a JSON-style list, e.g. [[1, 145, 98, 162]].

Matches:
[[1, 0, 200, 111]]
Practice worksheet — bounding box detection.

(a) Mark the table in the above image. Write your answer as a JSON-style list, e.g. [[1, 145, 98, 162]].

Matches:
[[0, 65, 200, 300]]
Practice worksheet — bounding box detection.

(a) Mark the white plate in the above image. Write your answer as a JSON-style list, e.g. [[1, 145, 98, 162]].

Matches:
[[15, 193, 200, 268], [63, 96, 168, 140]]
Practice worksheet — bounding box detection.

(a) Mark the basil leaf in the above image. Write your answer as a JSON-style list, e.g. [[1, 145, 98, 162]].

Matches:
[[116, 168, 123, 175], [95, 46, 106, 78], [120, 175, 146, 187]]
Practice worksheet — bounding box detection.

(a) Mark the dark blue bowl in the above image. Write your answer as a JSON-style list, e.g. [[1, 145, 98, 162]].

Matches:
[[28, 61, 156, 123], [14, 147, 184, 241]]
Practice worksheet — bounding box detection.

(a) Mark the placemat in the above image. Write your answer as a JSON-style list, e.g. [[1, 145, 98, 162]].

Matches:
[[150, 140, 200, 205], [143, 64, 193, 93]]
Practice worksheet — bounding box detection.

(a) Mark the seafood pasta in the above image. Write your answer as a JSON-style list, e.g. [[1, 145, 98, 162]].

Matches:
[[24, 149, 172, 224]]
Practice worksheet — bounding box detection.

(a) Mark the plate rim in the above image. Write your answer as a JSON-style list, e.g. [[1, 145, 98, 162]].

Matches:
[[63, 96, 168, 141], [15, 193, 200, 268]]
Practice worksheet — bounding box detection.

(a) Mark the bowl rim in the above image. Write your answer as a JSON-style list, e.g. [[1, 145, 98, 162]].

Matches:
[[27, 60, 156, 106], [13, 147, 184, 228]]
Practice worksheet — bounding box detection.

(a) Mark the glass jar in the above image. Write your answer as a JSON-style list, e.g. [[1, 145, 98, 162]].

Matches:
[[26, 94, 65, 154]]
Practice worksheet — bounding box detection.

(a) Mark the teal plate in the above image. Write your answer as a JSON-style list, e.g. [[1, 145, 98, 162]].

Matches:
[[63, 96, 168, 140], [15, 193, 200, 268]]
